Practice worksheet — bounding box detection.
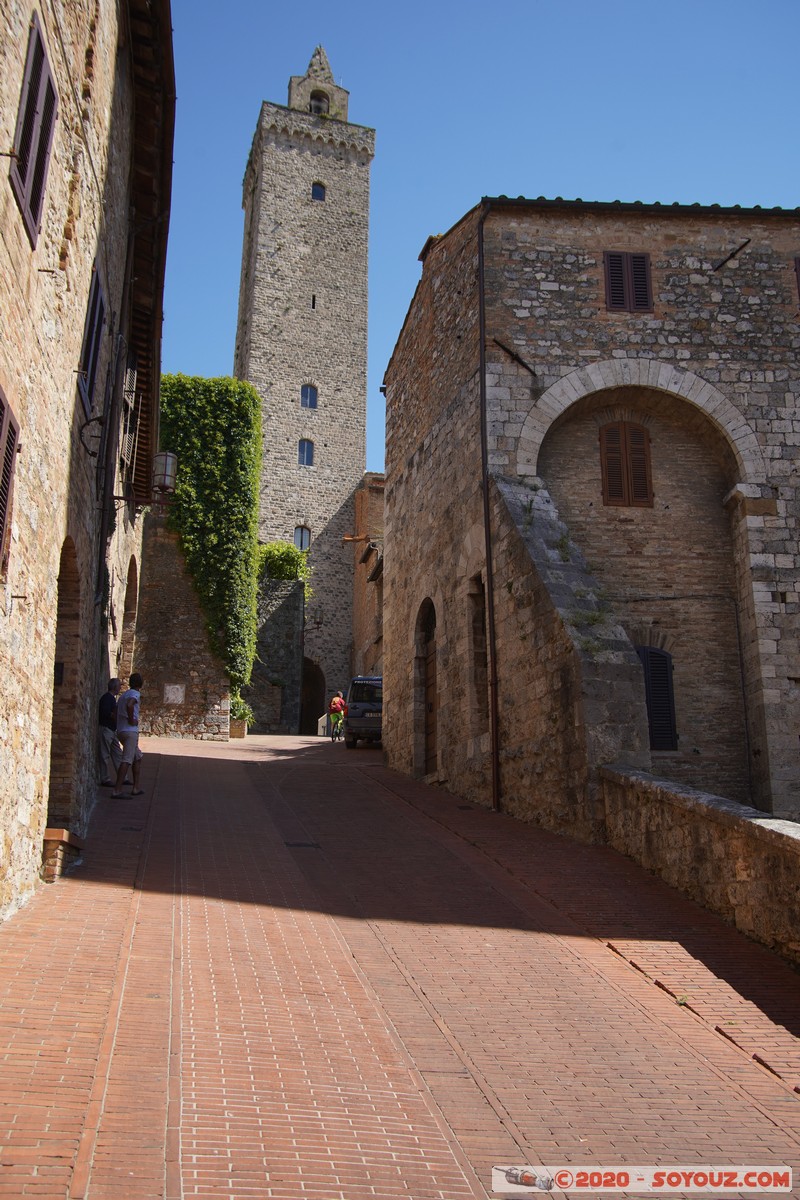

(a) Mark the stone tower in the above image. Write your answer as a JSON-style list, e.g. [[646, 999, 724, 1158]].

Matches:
[[235, 48, 375, 729]]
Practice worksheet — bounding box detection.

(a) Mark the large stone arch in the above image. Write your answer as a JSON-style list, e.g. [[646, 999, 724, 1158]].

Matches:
[[517, 359, 766, 485]]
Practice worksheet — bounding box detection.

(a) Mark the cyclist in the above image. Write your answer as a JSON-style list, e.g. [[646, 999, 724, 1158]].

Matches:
[[328, 691, 346, 741]]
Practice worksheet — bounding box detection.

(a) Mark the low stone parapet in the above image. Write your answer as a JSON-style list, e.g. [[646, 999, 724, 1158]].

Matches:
[[600, 766, 800, 965]]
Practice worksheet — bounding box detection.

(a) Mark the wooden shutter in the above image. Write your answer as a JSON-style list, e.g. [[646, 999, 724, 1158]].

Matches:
[[0, 394, 20, 576], [637, 646, 677, 750], [626, 423, 653, 505], [604, 251, 652, 312], [604, 252, 627, 310], [10, 14, 58, 247], [795, 258, 800, 302], [600, 421, 653, 507], [78, 270, 106, 417], [629, 253, 653, 310], [600, 422, 626, 504]]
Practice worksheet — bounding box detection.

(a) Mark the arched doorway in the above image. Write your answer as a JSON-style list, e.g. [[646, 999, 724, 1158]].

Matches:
[[117, 557, 138, 678], [47, 540, 82, 827], [300, 658, 325, 734], [414, 599, 437, 777]]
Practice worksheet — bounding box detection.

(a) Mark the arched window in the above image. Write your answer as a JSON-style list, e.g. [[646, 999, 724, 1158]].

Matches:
[[298, 439, 314, 467], [636, 646, 677, 751], [309, 91, 329, 115], [300, 384, 318, 409], [294, 525, 311, 551], [311, 181, 326, 202]]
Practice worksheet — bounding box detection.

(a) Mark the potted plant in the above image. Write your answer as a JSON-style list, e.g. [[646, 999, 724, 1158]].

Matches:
[[229, 693, 254, 738]]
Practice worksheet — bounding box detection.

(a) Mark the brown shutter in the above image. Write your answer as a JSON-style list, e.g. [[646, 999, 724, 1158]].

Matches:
[[78, 270, 106, 417], [604, 252, 627, 309], [0, 394, 20, 576], [629, 253, 653, 311], [600, 423, 626, 504], [795, 258, 800, 302], [626, 423, 653, 505], [10, 15, 58, 247]]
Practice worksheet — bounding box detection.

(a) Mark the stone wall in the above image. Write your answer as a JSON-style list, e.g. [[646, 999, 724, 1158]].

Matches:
[[351, 473, 384, 678], [383, 199, 800, 833], [135, 516, 229, 740], [0, 0, 172, 918], [244, 578, 304, 733], [601, 766, 800, 966]]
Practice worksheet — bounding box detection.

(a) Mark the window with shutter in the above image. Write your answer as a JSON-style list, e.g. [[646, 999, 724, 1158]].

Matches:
[[300, 384, 318, 409], [599, 421, 653, 507], [795, 257, 800, 302], [636, 645, 678, 750], [298, 439, 314, 467], [77, 267, 106, 418], [0, 390, 20, 578], [9, 13, 58, 249], [294, 525, 311, 550], [603, 251, 653, 312]]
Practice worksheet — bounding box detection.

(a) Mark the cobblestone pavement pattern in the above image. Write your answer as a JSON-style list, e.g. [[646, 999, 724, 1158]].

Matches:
[[0, 735, 798, 1199]]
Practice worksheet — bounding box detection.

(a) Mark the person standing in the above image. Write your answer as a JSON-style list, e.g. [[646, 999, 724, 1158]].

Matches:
[[98, 678, 122, 785], [111, 673, 145, 798]]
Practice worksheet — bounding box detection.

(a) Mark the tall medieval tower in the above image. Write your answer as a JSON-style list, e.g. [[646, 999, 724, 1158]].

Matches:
[[235, 48, 375, 729]]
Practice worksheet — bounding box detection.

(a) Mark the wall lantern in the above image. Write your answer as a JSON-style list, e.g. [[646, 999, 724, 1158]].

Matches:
[[152, 451, 177, 496]]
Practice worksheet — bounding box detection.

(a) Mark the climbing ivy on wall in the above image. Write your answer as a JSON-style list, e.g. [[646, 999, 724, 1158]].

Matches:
[[159, 374, 262, 692], [258, 540, 312, 598]]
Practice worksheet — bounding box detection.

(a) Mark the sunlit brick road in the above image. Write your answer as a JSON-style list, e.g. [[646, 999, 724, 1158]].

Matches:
[[0, 735, 798, 1199]]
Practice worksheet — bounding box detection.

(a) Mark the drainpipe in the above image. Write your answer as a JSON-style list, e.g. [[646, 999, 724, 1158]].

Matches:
[[478, 201, 501, 812]]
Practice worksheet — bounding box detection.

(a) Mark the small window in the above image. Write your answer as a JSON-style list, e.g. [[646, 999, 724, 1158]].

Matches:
[[636, 646, 677, 751], [0, 390, 20, 578], [311, 181, 326, 202], [603, 252, 653, 312], [294, 525, 311, 551], [309, 91, 329, 115], [795, 257, 800, 302], [298, 439, 314, 467], [300, 384, 318, 409], [77, 267, 106, 417], [10, 13, 58, 248], [599, 421, 653, 507]]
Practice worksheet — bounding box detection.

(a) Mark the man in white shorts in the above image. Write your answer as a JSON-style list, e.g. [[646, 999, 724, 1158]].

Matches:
[[112, 672, 145, 797]]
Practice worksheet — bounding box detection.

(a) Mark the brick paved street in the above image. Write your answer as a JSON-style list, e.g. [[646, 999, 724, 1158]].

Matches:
[[0, 735, 798, 1199]]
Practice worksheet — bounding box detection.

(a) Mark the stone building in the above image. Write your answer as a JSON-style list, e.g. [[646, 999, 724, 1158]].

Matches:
[[234, 47, 375, 731], [383, 197, 800, 837], [0, 0, 174, 916], [350, 471, 384, 679]]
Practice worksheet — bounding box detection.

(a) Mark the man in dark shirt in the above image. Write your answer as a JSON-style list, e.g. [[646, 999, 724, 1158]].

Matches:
[[98, 678, 122, 785]]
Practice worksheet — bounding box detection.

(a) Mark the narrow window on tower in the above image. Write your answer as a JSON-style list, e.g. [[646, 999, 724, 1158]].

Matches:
[[603, 252, 653, 312], [599, 421, 653, 507], [300, 384, 317, 409], [294, 525, 311, 551], [298, 439, 314, 467], [311, 181, 326, 202], [311, 294, 316, 310], [636, 646, 678, 751], [309, 92, 329, 116]]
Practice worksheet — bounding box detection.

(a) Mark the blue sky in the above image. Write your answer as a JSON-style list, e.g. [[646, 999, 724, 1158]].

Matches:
[[161, 0, 799, 472]]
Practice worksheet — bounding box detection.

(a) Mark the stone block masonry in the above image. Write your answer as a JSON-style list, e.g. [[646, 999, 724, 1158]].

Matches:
[[135, 516, 230, 740]]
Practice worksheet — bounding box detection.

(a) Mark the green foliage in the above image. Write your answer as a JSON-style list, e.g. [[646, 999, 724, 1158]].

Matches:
[[159, 374, 262, 691], [229, 692, 254, 724], [258, 540, 312, 599]]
